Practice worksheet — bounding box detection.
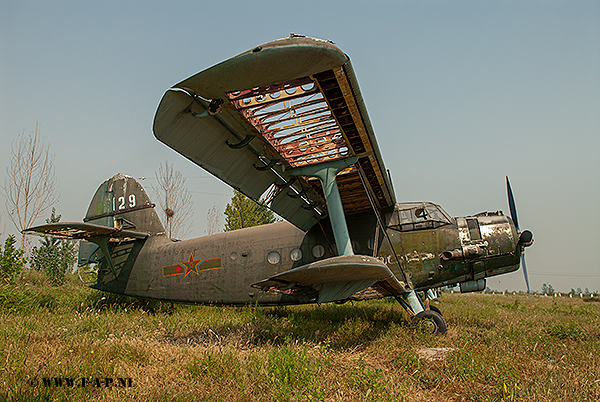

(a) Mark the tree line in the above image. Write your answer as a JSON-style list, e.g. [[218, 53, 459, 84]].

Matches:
[[1, 124, 76, 285], [1, 124, 276, 286]]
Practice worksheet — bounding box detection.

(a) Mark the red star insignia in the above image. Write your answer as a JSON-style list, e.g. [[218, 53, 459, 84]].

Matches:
[[181, 252, 200, 276]]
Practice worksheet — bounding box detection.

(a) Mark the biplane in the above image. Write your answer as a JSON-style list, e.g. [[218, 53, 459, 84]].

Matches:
[[24, 35, 533, 334]]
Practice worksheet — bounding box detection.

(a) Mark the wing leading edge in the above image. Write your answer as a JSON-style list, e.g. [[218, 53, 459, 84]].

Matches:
[[153, 35, 395, 231]]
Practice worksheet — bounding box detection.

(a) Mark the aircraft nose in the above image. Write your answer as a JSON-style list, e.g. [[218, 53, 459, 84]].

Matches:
[[518, 230, 534, 248]]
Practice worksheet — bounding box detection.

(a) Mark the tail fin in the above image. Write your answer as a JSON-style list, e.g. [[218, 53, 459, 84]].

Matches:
[[24, 173, 162, 290], [83, 173, 164, 235], [77, 173, 163, 281]]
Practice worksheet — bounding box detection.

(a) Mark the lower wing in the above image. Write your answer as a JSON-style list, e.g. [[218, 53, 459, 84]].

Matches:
[[252, 255, 408, 303]]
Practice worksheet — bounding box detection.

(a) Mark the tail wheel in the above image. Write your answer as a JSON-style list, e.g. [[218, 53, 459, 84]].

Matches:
[[77, 263, 98, 286], [411, 310, 447, 335]]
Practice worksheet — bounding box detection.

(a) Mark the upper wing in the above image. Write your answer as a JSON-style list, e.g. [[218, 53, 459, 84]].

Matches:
[[153, 35, 395, 231]]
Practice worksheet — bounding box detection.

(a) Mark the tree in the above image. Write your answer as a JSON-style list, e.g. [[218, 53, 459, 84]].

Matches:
[[150, 161, 194, 239], [224, 190, 277, 231], [2, 122, 58, 250], [0, 235, 27, 284], [30, 208, 78, 286], [205, 204, 221, 235], [541, 283, 554, 294]]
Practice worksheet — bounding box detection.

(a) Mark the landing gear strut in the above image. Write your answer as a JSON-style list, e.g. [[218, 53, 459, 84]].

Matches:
[[395, 289, 447, 335]]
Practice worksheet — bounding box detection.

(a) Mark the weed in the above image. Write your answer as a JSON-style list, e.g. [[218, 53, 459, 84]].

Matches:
[[350, 359, 391, 401], [545, 324, 584, 340], [499, 382, 522, 402]]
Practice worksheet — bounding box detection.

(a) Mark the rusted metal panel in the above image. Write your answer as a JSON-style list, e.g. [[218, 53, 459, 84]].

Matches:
[[227, 77, 351, 168]]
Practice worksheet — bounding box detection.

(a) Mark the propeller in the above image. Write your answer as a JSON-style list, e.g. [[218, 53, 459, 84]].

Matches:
[[506, 176, 533, 303]]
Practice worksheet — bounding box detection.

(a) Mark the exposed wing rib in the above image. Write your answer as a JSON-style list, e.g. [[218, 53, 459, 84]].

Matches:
[[153, 36, 395, 231]]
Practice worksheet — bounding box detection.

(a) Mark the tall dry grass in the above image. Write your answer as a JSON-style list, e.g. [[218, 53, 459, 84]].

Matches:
[[1, 271, 598, 401]]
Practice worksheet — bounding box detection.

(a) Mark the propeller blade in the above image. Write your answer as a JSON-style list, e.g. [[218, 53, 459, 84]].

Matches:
[[521, 253, 532, 304], [506, 176, 519, 230], [507, 176, 532, 303]]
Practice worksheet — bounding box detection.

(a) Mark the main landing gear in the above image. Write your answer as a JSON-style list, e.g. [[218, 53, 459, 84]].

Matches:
[[395, 289, 447, 335]]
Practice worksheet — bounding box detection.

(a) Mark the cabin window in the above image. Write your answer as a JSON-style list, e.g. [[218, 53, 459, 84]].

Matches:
[[267, 251, 280, 265], [312, 244, 325, 258], [290, 248, 302, 262]]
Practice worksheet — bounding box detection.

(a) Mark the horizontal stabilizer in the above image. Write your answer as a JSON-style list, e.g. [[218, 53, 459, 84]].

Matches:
[[23, 222, 148, 241], [252, 255, 407, 303]]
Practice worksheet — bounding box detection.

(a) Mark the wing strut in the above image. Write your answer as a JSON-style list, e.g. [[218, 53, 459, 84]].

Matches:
[[88, 237, 119, 277], [356, 167, 410, 286], [357, 166, 425, 315], [288, 156, 358, 256]]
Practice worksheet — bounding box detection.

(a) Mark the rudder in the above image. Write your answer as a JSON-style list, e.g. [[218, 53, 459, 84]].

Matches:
[[78, 173, 164, 278], [83, 173, 164, 234]]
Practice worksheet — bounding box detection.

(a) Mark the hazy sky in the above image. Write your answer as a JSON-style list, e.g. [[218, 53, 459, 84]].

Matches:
[[1, 1, 598, 293]]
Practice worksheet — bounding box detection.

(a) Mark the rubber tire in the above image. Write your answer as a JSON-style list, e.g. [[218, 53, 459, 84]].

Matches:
[[411, 310, 447, 335], [428, 305, 442, 316]]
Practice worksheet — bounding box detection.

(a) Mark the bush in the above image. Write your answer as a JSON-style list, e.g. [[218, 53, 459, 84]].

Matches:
[[30, 208, 77, 286], [0, 235, 27, 284], [31, 240, 77, 286]]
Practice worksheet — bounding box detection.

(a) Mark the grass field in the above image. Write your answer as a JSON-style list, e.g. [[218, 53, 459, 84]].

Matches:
[[1, 272, 599, 401]]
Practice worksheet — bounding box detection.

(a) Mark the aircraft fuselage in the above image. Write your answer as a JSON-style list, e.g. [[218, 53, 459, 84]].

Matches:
[[92, 202, 521, 304]]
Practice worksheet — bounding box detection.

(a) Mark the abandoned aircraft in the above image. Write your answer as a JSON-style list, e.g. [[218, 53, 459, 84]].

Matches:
[[24, 35, 533, 334]]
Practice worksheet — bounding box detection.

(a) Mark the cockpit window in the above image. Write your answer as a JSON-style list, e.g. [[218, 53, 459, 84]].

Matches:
[[387, 203, 452, 232], [425, 205, 451, 222], [414, 207, 427, 220]]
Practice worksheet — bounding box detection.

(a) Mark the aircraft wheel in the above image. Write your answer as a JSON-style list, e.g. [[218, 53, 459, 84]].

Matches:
[[77, 263, 98, 286], [411, 310, 447, 335], [428, 305, 442, 316]]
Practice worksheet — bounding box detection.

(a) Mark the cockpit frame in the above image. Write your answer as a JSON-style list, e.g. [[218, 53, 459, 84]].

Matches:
[[387, 202, 453, 232]]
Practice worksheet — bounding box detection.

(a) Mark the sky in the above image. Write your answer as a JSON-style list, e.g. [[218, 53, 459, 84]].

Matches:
[[1, 1, 598, 293]]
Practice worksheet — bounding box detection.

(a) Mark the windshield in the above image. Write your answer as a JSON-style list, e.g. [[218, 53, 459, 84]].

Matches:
[[387, 202, 452, 231]]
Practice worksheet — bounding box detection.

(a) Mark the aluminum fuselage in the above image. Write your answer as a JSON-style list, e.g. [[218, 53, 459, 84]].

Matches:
[[94, 203, 521, 304]]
